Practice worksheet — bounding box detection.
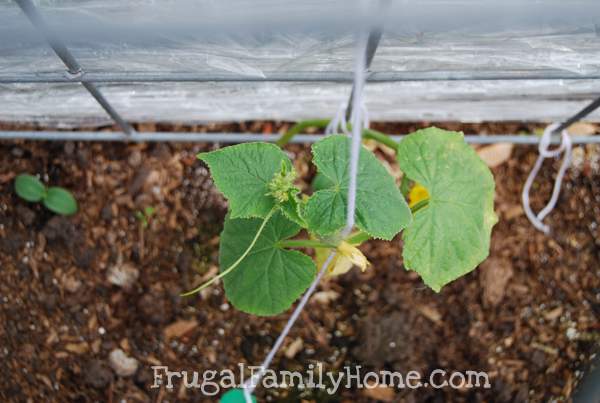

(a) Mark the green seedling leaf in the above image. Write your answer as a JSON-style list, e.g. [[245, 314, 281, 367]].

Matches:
[[134, 211, 147, 226], [279, 195, 307, 228], [43, 187, 78, 216], [144, 206, 156, 217], [198, 143, 294, 219], [397, 127, 498, 292], [304, 135, 411, 240], [311, 172, 335, 192], [135, 206, 156, 228], [220, 211, 316, 316], [15, 174, 46, 202]]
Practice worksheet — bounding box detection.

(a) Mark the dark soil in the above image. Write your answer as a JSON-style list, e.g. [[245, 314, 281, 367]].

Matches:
[[0, 121, 598, 403]]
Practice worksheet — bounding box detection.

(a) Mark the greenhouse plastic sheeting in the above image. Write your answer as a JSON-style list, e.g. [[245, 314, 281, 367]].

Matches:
[[1, 0, 600, 126]]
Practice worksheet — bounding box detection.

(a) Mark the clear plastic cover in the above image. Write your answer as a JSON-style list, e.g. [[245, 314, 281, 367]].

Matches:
[[1, 0, 600, 126]]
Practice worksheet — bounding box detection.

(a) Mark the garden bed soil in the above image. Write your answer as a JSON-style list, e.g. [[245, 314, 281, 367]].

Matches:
[[0, 121, 599, 402]]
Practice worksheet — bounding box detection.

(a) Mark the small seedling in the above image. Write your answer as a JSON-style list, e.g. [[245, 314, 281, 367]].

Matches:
[[14, 174, 78, 216], [134, 206, 156, 260], [134, 206, 156, 229], [183, 127, 497, 317]]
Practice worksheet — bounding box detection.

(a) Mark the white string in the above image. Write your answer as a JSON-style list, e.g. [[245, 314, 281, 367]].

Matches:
[[241, 29, 370, 403], [324, 101, 369, 137], [342, 30, 369, 237], [325, 102, 350, 135], [242, 252, 335, 401], [350, 99, 370, 133], [522, 123, 573, 234]]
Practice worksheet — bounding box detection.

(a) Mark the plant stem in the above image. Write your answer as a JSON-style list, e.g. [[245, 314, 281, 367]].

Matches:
[[276, 120, 399, 153], [410, 199, 429, 214], [277, 239, 336, 249], [276, 119, 330, 147], [363, 128, 398, 151], [346, 230, 371, 245], [180, 208, 277, 297], [400, 175, 411, 198], [138, 222, 145, 261]]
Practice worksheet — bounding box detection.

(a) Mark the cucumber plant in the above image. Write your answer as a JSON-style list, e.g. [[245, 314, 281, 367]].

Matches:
[[183, 127, 497, 316], [14, 174, 78, 216]]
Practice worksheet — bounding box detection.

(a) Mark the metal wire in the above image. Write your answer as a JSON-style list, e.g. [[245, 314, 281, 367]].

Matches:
[[1, 131, 599, 144], [2, 71, 600, 84], [5, 0, 600, 147], [243, 11, 373, 400], [14, 0, 135, 135], [554, 95, 600, 133], [345, 0, 386, 120]]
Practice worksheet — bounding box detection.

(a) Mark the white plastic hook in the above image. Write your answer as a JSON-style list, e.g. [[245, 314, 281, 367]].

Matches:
[[522, 123, 573, 234]]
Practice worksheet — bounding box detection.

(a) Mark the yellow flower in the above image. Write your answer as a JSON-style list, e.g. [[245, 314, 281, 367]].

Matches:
[[408, 183, 429, 207], [320, 241, 370, 277]]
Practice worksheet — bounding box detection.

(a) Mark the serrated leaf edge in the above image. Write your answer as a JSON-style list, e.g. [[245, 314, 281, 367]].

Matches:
[[398, 128, 498, 292], [309, 135, 410, 241], [197, 142, 290, 219]]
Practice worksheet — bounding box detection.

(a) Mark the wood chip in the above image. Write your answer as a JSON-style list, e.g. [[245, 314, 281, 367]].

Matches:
[[36, 374, 53, 390], [362, 381, 396, 402], [568, 122, 597, 136], [503, 204, 524, 220], [144, 355, 163, 366], [0, 172, 16, 184], [543, 306, 563, 321], [477, 143, 514, 168], [417, 304, 442, 325], [45, 329, 59, 345], [137, 122, 157, 132], [312, 290, 340, 305], [480, 258, 514, 306], [62, 274, 82, 293], [65, 342, 89, 354], [531, 342, 558, 356], [284, 337, 304, 359], [91, 339, 102, 354], [164, 319, 198, 340]]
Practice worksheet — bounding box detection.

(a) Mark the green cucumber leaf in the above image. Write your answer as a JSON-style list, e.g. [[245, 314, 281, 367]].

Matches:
[[15, 174, 46, 202], [43, 187, 78, 216], [311, 172, 335, 192], [397, 127, 498, 292], [279, 194, 307, 228], [220, 211, 316, 316], [304, 135, 411, 240], [198, 143, 293, 219]]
